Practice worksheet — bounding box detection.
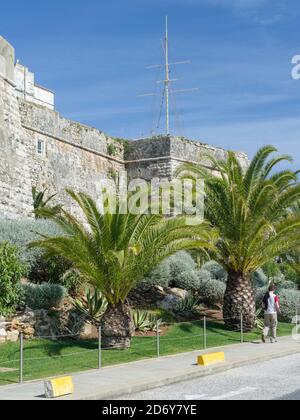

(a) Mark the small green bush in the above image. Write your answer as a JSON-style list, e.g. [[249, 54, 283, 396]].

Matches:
[[61, 270, 83, 296], [169, 252, 196, 284], [0, 219, 63, 271], [0, 242, 26, 316], [22, 283, 67, 310], [201, 261, 227, 283], [262, 260, 282, 279], [255, 287, 267, 308], [143, 259, 171, 288], [107, 144, 117, 156], [198, 268, 214, 283], [277, 281, 297, 291], [143, 251, 196, 289], [172, 270, 201, 291], [198, 277, 226, 305], [278, 289, 300, 323], [281, 263, 299, 283], [252, 269, 268, 289], [28, 255, 72, 285]]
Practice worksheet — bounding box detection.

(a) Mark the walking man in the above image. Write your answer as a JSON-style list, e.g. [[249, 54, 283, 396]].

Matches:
[[262, 285, 280, 344]]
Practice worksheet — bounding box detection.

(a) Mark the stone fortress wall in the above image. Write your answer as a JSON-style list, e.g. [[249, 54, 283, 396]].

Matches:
[[0, 35, 249, 219]]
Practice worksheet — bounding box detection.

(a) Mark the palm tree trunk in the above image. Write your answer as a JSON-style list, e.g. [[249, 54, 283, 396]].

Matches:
[[101, 301, 134, 349], [223, 271, 256, 331]]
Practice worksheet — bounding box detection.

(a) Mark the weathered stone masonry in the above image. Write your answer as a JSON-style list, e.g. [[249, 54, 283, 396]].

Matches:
[[0, 36, 249, 219]]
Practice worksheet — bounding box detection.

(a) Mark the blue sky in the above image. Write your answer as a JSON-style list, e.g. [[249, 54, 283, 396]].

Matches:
[[1, 0, 300, 166]]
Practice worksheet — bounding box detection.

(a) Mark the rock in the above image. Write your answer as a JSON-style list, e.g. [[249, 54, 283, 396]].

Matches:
[[80, 323, 99, 340], [22, 326, 35, 339], [167, 287, 189, 300], [9, 319, 21, 331], [6, 330, 19, 342], [0, 328, 7, 338], [157, 287, 189, 311], [128, 284, 167, 309], [15, 309, 36, 326]]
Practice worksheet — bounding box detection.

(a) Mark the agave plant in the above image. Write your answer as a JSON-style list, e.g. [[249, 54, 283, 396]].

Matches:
[[71, 288, 108, 326], [177, 146, 300, 331], [132, 310, 162, 333], [32, 187, 61, 218], [175, 295, 201, 313], [30, 189, 215, 349]]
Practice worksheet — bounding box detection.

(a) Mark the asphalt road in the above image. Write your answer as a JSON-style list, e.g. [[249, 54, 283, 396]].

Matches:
[[119, 353, 300, 400]]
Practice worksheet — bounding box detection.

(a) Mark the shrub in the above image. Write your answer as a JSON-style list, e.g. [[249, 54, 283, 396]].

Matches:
[[281, 263, 299, 283], [198, 277, 226, 306], [172, 270, 201, 291], [61, 269, 83, 296], [262, 260, 282, 279], [201, 261, 227, 283], [198, 268, 215, 283], [143, 251, 196, 289], [0, 242, 26, 317], [255, 287, 267, 308], [143, 259, 171, 288], [277, 281, 297, 291], [278, 289, 300, 323], [28, 255, 72, 284], [0, 219, 63, 271], [22, 283, 66, 310], [169, 252, 196, 285], [252, 269, 268, 289], [169, 252, 196, 278]]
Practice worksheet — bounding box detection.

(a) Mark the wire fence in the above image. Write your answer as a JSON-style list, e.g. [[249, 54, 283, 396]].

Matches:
[[0, 313, 296, 386]]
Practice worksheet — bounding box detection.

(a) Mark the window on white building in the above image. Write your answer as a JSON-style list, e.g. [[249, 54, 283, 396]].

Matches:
[[37, 139, 45, 156]]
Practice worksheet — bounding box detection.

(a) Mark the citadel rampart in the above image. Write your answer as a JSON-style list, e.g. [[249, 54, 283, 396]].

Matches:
[[0, 36, 248, 219]]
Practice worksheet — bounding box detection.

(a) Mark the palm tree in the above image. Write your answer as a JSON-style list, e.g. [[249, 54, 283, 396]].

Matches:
[[177, 146, 300, 330], [30, 189, 215, 348], [285, 201, 300, 287]]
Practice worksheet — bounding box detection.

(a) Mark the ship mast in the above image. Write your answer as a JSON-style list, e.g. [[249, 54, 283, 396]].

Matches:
[[165, 16, 170, 135], [138, 16, 198, 136]]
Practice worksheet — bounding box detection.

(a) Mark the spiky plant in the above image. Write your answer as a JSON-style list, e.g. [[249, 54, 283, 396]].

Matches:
[[32, 187, 61, 218], [30, 189, 215, 348], [71, 288, 108, 326], [177, 146, 300, 330], [132, 310, 162, 333]]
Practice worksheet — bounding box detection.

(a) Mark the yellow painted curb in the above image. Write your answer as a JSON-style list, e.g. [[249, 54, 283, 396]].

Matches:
[[197, 352, 225, 366], [44, 376, 74, 398]]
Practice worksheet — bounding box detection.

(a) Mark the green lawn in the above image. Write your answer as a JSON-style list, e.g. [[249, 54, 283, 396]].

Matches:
[[0, 321, 294, 386]]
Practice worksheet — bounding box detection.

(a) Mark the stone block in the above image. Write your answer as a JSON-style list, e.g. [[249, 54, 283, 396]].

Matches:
[[0, 328, 7, 339], [6, 330, 19, 342]]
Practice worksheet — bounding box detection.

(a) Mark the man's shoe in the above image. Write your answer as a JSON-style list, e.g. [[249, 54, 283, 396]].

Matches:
[[270, 338, 277, 343], [261, 334, 266, 343]]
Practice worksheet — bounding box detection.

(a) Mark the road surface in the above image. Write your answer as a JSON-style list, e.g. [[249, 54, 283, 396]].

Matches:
[[119, 353, 300, 400]]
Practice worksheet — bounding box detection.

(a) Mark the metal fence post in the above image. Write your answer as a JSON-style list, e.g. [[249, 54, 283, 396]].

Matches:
[[240, 313, 244, 344], [156, 321, 160, 358], [19, 332, 23, 384], [98, 326, 102, 369], [203, 317, 207, 350]]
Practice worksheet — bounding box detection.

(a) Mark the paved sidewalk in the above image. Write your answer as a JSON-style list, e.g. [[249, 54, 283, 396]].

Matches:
[[0, 336, 299, 400]]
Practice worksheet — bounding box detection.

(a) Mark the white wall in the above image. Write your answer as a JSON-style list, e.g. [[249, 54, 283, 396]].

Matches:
[[14, 63, 55, 110]]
